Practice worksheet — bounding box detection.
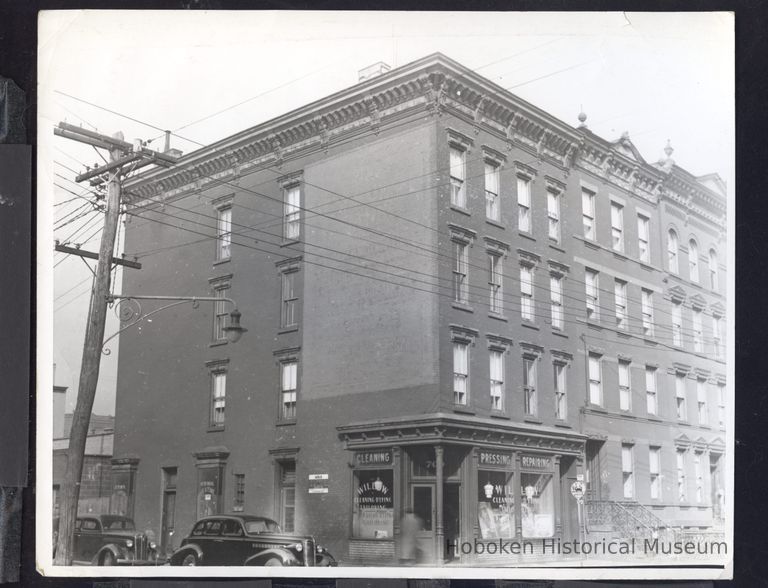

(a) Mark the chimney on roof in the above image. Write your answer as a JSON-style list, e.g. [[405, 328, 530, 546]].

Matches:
[[358, 62, 391, 82]]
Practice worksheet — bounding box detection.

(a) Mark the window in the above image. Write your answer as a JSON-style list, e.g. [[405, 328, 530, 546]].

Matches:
[[641, 289, 654, 337], [453, 341, 469, 405], [637, 214, 650, 262], [554, 362, 567, 420], [280, 270, 299, 329], [649, 447, 661, 499], [489, 350, 504, 411], [523, 356, 537, 416], [550, 274, 563, 330], [697, 379, 708, 425], [614, 280, 628, 330], [582, 188, 596, 239], [694, 453, 704, 503], [677, 449, 687, 502], [588, 353, 602, 406], [210, 370, 226, 427], [450, 147, 466, 208], [671, 302, 683, 347], [712, 315, 723, 358], [453, 241, 469, 304], [547, 190, 560, 242], [692, 309, 703, 352], [675, 373, 687, 421], [233, 474, 245, 512], [621, 444, 634, 499], [520, 265, 534, 321], [610, 202, 624, 252], [585, 269, 599, 321], [485, 162, 500, 221], [688, 239, 700, 282], [278, 461, 296, 532], [619, 360, 631, 411], [353, 469, 394, 538], [216, 205, 232, 261], [212, 282, 230, 342], [521, 472, 554, 538], [708, 249, 718, 290], [517, 176, 532, 232], [646, 366, 658, 415], [718, 382, 726, 427], [478, 470, 515, 539], [489, 254, 503, 314], [667, 229, 679, 273], [283, 185, 301, 240], [280, 361, 298, 420]]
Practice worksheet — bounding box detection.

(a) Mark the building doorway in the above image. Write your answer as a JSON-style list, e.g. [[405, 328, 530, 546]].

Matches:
[[160, 467, 177, 555], [443, 482, 460, 561], [411, 484, 435, 563]]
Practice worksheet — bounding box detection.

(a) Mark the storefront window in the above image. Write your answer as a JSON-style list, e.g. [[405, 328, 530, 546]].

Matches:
[[196, 466, 223, 519], [353, 469, 394, 539], [477, 470, 515, 539], [520, 472, 554, 538]]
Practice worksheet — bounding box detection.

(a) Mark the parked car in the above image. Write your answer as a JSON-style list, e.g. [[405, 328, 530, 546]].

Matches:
[[169, 514, 336, 567], [52, 515, 162, 566]]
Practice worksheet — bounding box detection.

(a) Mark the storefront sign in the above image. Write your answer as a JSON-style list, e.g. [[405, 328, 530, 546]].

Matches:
[[520, 454, 551, 470], [353, 469, 394, 539], [356, 450, 392, 466], [479, 451, 513, 467]]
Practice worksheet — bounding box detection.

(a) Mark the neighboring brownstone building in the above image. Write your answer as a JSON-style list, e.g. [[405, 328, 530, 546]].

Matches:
[[111, 53, 727, 564]]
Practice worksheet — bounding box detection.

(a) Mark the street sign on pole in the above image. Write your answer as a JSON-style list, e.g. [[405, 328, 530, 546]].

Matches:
[[570, 480, 585, 501]]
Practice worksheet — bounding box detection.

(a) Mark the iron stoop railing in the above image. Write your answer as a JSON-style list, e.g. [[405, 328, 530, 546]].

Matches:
[[585, 500, 678, 541]]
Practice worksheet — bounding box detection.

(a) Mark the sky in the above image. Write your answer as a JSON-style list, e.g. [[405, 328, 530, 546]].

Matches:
[[38, 11, 734, 416]]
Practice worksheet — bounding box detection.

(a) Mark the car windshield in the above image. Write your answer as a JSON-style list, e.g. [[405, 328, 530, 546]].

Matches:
[[244, 520, 281, 534], [102, 518, 135, 531]]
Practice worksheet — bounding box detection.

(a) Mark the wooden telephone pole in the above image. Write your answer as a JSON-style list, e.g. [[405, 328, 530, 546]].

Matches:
[[53, 123, 176, 565]]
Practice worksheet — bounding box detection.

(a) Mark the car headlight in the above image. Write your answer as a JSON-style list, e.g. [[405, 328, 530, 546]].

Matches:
[[126, 540, 133, 548], [294, 542, 303, 552], [316, 545, 325, 553]]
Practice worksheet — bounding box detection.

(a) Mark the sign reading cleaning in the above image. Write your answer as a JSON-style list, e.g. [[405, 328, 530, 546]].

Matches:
[[355, 450, 392, 466]]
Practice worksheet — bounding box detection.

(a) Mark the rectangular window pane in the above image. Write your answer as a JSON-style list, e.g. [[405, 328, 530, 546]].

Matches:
[[281, 362, 298, 419], [614, 280, 627, 330], [453, 342, 469, 405], [641, 288, 654, 337], [517, 177, 531, 232], [582, 189, 595, 239], [676, 374, 687, 420], [672, 303, 683, 346], [211, 372, 226, 425], [520, 266, 534, 321], [611, 203, 624, 252], [490, 350, 504, 411], [453, 242, 468, 304], [637, 215, 650, 262], [523, 357, 537, 416], [554, 363, 566, 420], [284, 186, 301, 240], [489, 254, 503, 314], [677, 450, 687, 502], [217, 207, 232, 260], [588, 354, 602, 405], [450, 147, 466, 208], [547, 191, 560, 241], [646, 366, 657, 415], [619, 360, 631, 411], [550, 275, 563, 330], [585, 269, 599, 321], [485, 162, 500, 221]]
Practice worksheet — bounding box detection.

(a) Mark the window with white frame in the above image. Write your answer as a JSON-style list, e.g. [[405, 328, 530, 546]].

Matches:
[[280, 268, 299, 329], [588, 353, 602, 406], [449, 146, 467, 208], [614, 279, 628, 330], [550, 274, 563, 330], [671, 301, 683, 347], [649, 447, 661, 500], [517, 176, 532, 233], [646, 366, 658, 415], [585, 269, 599, 321], [708, 249, 718, 290], [694, 452, 704, 503], [547, 189, 560, 242], [489, 349, 504, 411], [280, 360, 298, 420], [692, 308, 703, 352], [677, 449, 687, 502], [712, 314, 723, 358], [283, 185, 301, 240], [611, 202, 624, 252], [619, 359, 631, 411], [489, 253, 503, 314], [676, 373, 687, 421], [453, 341, 469, 405], [554, 362, 567, 420], [697, 378, 708, 425], [216, 205, 232, 261], [718, 382, 726, 427], [641, 288, 654, 337], [212, 281, 230, 342], [485, 161, 500, 221], [453, 240, 469, 304], [582, 187, 596, 239], [621, 444, 634, 499], [667, 229, 679, 273], [210, 370, 226, 427], [520, 264, 534, 321], [523, 355, 537, 416], [689, 239, 700, 282], [637, 214, 650, 262]]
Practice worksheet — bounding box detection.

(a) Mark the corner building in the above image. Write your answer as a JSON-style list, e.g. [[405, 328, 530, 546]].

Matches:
[[112, 53, 727, 565]]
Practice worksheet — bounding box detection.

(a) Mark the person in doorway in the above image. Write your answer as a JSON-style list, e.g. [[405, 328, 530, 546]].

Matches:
[[399, 508, 424, 564]]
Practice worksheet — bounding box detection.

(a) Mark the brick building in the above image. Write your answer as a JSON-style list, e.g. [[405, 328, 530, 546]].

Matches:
[[110, 53, 727, 564]]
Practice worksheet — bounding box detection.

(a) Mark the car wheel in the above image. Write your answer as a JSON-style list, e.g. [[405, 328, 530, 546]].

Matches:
[[101, 552, 116, 566], [264, 557, 283, 566], [181, 553, 198, 566]]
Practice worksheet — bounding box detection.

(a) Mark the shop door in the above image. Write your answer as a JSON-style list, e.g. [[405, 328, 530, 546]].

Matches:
[[443, 482, 460, 561], [161, 490, 176, 555], [411, 484, 435, 563]]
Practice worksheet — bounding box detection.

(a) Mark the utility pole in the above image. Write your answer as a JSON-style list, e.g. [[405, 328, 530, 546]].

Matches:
[[53, 123, 177, 565]]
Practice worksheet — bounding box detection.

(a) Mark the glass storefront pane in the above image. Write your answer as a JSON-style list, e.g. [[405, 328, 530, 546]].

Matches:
[[477, 470, 515, 539], [521, 472, 554, 538], [352, 469, 394, 539]]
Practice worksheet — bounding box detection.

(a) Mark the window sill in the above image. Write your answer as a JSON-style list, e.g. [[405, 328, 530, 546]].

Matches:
[[449, 205, 471, 217], [643, 337, 658, 346], [451, 302, 474, 313], [549, 243, 566, 253], [521, 321, 539, 331], [207, 426, 225, 433], [523, 417, 542, 425], [588, 405, 608, 413], [452, 407, 475, 415], [485, 219, 505, 230], [554, 421, 572, 428], [278, 326, 299, 335], [583, 239, 600, 250], [489, 412, 511, 420], [617, 330, 631, 339], [518, 231, 536, 242], [213, 257, 231, 266], [586, 320, 602, 331], [612, 250, 628, 261], [619, 410, 637, 419], [647, 416, 663, 422], [276, 420, 297, 427], [552, 329, 568, 338], [488, 312, 507, 322], [209, 340, 229, 348], [638, 260, 654, 271]]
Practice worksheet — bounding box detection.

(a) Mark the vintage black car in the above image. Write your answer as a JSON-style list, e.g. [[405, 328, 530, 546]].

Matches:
[[53, 515, 161, 566], [169, 515, 336, 567]]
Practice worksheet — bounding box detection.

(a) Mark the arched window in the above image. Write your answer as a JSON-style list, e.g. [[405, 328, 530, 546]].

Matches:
[[709, 249, 718, 290], [667, 229, 679, 274], [688, 239, 699, 282]]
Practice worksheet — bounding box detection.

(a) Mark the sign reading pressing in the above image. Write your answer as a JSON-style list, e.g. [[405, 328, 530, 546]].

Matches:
[[355, 450, 392, 466], [479, 451, 513, 467], [308, 473, 329, 494]]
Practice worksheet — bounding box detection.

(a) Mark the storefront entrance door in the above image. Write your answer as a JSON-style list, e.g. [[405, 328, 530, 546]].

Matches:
[[443, 482, 460, 561], [411, 484, 435, 563]]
